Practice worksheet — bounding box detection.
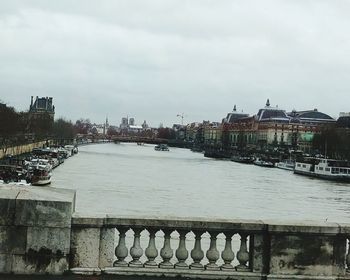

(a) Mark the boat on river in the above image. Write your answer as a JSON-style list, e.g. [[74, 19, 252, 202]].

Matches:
[[155, 144, 169, 151], [231, 155, 255, 164], [294, 158, 350, 182], [275, 160, 295, 171], [254, 158, 274, 168]]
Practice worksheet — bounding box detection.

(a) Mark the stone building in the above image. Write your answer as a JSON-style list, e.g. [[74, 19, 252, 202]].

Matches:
[[222, 99, 335, 152], [29, 96, 55, 119]]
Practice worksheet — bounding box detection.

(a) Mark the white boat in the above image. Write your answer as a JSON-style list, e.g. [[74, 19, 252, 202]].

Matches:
[[254, 158, 274, 168], [275, 160, 295, 171], [294, 158, 350, 182]]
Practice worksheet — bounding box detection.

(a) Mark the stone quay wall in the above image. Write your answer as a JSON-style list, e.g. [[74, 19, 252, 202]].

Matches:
[[1, 185, 350, 280], [0, 140, 49, 159]]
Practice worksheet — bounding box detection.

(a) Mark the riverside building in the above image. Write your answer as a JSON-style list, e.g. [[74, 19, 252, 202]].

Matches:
[[202, 99, 335, 153]]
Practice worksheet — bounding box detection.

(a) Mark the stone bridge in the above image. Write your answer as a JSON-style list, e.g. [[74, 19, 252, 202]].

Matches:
[[1, 185, 350, 280]]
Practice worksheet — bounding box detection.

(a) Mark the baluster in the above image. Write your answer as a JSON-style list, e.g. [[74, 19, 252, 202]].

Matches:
[[205, 231, 220, 270], [221, 232, 235, 270], [160, 229, 174, 268], [114, 227, 129, 267], [144, 229, 158, 268], [346, 238, 350, 273], [236, 233, 250, 271], [190, 231, 204, 270], [175, 230, 189, 269], [129, 228, 144, 267]]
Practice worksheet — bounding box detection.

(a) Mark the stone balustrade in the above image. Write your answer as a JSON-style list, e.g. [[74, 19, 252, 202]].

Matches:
[[2, 186, 350, 279], [70, 215, 350, 280]]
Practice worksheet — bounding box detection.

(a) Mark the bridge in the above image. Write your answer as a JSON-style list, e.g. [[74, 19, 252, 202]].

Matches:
[[1, 185, 350, 279], [76, 135, 169, 145]]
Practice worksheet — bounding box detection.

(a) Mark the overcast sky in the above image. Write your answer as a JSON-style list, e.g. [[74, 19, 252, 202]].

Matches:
[[1, 0, 350, 127]]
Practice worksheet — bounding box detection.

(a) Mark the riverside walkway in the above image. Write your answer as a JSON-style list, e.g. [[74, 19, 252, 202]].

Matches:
[[1, 185, 350, 280]]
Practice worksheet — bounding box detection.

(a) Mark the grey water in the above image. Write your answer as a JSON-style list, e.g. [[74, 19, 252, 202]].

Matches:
[[53, 143, 350, 223]]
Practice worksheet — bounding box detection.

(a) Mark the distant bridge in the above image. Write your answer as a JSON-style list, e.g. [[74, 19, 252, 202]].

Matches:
[[110, 136, 168, 144], [76, 135, 169, 145]]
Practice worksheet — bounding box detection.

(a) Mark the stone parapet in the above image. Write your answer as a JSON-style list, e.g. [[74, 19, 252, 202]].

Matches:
[[70, 215, 350, 280], [0, 185, 75, 275]]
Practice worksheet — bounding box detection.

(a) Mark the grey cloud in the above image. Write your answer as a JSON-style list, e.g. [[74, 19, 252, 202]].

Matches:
[[1, 0, 350, 126]]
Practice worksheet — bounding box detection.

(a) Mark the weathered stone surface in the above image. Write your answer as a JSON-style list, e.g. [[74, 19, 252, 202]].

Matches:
[[99, 227, 115, 268], [0, 254, 12, 273], [0, 185, 75, 275], [12, 253, 69, 275], [0, 226, 27, 254], [266, 220, 340, 235], [0, 186, 20, 226], [70, 227, 101, 268], [26, 227, 71, 254], [336, 223, 350, 234], [250, 233, 268, 273], [270, 234, 335, 276], [15, 187, 76, 228], [71, 213, 105, 227], [104, 267, 263, 280], [105, 215, 266, 232]]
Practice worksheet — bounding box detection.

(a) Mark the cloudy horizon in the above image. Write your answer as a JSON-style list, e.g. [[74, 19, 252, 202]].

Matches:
[[1, 0, 350, 127]]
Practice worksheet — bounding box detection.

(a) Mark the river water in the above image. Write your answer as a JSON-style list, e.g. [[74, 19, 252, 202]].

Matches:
[[53, 143, 350, 223]]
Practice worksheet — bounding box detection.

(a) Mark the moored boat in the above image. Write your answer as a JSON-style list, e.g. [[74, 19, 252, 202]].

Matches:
[[155, 144, 169, 151], [254, 158, 274, 168], [231, 155, 255, 164], [294, 158, 350, 182], [275, 160, 295, 171]]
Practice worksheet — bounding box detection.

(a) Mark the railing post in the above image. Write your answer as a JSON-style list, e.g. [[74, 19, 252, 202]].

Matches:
[[144, 229, 158, 268], [236, 233, 250, 271], [99, 227, 115, 269], [114, 227, 129, 267], [205, 231, 220, 270], [175, 230, 189, 269], [190, 230, 204, 270], [129, 228, 144, 267], [221, 231, 235, 271], [160, 229, 174, 268]]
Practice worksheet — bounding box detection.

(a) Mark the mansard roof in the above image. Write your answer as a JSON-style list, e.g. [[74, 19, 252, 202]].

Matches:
[[223, 105, 249, 123], [254, 99, 290, 123], [287, 109, 335, 123]]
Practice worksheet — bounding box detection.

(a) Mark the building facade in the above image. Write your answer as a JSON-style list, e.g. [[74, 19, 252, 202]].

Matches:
[[29, 96, 55, 119]]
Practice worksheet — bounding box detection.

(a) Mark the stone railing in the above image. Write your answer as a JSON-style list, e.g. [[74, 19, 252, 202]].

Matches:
[[70, 214, 350, 280], [2, 186, 350, 280]]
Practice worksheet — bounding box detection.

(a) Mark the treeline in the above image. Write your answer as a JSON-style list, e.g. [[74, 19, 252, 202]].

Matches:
[[0, 103, 75, 150], [313, 126, 350, 160]]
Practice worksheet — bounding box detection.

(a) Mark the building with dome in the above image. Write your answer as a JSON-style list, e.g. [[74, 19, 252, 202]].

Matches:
[[222, 99, 335, 151]]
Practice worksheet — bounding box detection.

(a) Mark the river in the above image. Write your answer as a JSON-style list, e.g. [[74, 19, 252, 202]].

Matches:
[[53, 143, 350, 223]]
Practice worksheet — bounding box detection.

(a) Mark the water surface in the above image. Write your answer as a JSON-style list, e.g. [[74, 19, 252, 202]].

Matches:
[[53, 143, 350, 223]]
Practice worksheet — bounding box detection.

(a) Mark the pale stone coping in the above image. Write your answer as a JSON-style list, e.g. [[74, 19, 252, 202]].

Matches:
[[267, 275, 339, 280], [72, 213, 265, 231], [103, 267, 263, 280], [265, 219, 341, 235], [71, 214, 350, 234], [0, 185, 76, 203]]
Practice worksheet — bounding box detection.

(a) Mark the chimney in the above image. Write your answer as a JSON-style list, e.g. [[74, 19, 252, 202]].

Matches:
[[30, 96, 33, 107]]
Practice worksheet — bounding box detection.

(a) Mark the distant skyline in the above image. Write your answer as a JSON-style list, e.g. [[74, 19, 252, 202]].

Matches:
[[1, 0, 350, 126]]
